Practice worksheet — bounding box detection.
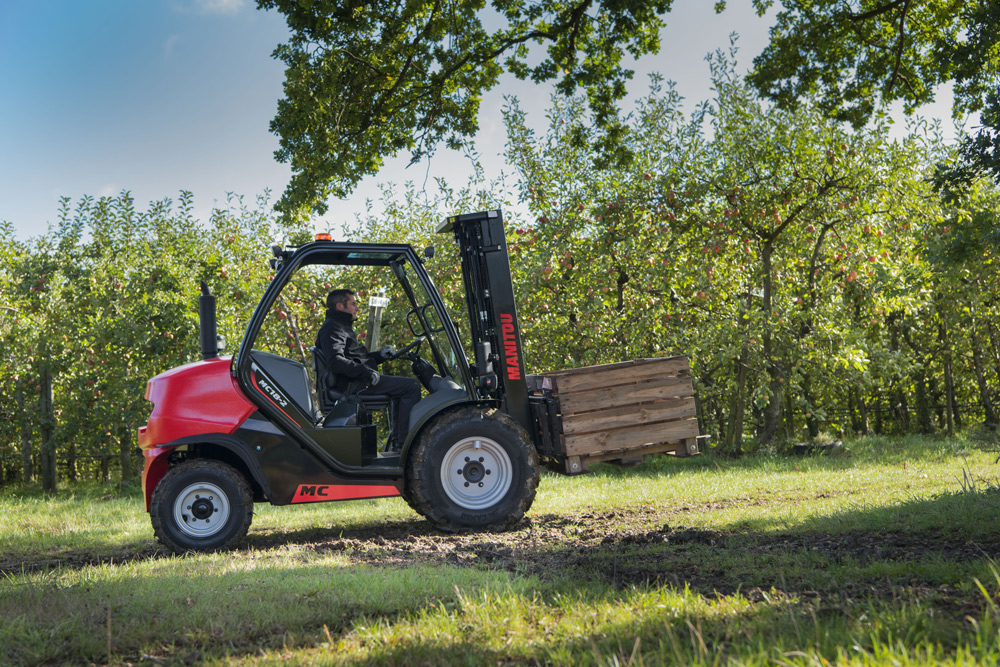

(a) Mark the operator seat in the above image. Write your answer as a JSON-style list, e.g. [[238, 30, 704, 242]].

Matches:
[[311, 346, 392, 428]]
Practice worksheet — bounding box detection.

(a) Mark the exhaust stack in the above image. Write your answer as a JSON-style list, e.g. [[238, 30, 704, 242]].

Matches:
[[199, 281, 218, 360]]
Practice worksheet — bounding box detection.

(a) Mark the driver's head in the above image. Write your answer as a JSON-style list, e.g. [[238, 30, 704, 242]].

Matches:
[[327, 289, 359, 321]]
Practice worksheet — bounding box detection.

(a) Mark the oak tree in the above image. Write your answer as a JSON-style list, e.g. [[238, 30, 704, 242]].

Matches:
[[746, 0, 1000, 179], [258, 0, 674, 221]]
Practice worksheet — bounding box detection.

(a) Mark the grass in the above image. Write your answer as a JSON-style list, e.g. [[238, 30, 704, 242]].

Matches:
[[3, 432, 1000, 665]]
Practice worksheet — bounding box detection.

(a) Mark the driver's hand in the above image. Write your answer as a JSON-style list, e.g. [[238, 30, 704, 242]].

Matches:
[[379, 345, 396, 359], [368, 369, 381, 386]]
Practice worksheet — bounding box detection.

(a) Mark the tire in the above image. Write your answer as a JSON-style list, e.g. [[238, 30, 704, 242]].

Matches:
[[405, 407, 539, 532], [150, 459, 253, 554]]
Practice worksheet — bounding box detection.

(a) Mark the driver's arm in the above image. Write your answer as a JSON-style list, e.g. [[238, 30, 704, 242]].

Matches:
[[320, 326, 373, 380], [372, 345, 395, 365]]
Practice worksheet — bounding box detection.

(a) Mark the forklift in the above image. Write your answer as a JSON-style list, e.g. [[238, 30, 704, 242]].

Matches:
[[139, 210, 699, 553]]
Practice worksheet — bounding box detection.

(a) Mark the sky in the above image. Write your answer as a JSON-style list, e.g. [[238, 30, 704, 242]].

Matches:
[[0, 1, 956, 241]]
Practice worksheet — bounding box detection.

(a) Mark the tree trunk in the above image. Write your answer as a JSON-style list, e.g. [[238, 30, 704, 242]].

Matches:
[[857, 390, 870, 435], [759, 241, 782, 445], [970, 327, 999, 429], [943, 356, 956, 436], [66, 439, 78, 483], [16, 384, 34, 483], [888, 315, 910, 432], [39, 364, 57, 493], [914, 369, 934, 434], [874, 393, 884, 435], [714, 398, 726, 444], [802, 375, 820, 439], [987, 319, 1000, 383], [783, 386, 794, 441], [723, 351, 748, 456], [927, 375, 945, 431], [119, 424, 134, 482], [938, 310, 956, 436], [849, 387, 870, 435]]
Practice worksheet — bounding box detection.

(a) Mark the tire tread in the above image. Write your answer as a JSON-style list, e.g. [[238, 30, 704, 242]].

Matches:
[[405, 406, 539, 532], [150, 458, 253, 554]]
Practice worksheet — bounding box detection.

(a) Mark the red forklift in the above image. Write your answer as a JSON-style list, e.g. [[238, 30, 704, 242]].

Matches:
[[139, 210, 700, 553]]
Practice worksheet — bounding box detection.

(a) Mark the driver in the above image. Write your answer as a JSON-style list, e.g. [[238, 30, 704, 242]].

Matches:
[[316, 289, 421, 451]]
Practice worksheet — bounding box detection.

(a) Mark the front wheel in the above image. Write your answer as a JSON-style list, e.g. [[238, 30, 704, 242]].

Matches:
[[406, 407, 539, 531], [150, 459, 253, 554]]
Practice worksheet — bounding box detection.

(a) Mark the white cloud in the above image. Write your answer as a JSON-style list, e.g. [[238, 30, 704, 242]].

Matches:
[[163, 34, 182, 57], [175, 0, 248, 15], [97, 184, 120, 199]]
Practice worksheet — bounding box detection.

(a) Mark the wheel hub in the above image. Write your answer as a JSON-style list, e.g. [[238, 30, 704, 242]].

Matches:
[[440, 437, 512, 510], [460, 457, 487, 484], [173, 481, 230, 538], [189, 496, 215, 520]]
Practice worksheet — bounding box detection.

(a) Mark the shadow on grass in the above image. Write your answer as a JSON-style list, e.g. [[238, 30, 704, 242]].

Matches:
[[5, 529, 997, 666], [5, 489, 1000, 663], [6, 478, 1000, 589]]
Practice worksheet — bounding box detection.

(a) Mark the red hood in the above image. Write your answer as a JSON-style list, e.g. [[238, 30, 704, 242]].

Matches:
[[139, 356, 255, 449]]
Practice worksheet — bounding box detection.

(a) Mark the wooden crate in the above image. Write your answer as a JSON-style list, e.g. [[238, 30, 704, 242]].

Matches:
[[528, 357, 700, 474]]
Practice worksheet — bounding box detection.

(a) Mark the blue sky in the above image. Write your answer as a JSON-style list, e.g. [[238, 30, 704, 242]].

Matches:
[[0, 1, 953, 241]]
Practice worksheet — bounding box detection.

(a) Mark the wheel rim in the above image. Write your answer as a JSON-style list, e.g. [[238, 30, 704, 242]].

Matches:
[[440, 436, 512, 510], [173, 481, 231, 539]]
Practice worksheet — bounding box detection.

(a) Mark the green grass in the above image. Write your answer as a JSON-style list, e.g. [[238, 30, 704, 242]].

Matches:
[[3, 433, 1000, 665]]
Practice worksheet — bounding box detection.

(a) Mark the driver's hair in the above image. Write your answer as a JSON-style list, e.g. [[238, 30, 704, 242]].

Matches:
[[326, 289, 355, 311]]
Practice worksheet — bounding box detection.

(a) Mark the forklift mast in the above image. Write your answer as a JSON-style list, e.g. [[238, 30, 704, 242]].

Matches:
[[437, 210, 531, 433]]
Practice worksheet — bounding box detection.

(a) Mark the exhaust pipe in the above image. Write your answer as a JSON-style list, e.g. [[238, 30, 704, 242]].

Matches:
[[199, 281, 218, 360]]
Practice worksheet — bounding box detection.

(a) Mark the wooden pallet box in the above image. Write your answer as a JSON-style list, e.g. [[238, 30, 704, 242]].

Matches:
[[527, 356, 700, 474]]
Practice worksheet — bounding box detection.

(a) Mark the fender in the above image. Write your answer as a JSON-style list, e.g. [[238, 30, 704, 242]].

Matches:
[[141, 433, 271, 511], [402, 388, 490, 454]]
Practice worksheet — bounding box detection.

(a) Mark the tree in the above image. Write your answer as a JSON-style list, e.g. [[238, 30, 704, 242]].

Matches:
[[257, 0, 674, 221], [747, 0, 1000, 180], [503, 47, 949, 452]]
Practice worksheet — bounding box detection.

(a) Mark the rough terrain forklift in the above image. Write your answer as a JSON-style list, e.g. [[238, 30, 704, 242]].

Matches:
[[139, 210, 699, 553]]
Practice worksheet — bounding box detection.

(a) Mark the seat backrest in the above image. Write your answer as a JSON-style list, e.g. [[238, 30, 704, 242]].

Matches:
[[311, 346, 340, 413]]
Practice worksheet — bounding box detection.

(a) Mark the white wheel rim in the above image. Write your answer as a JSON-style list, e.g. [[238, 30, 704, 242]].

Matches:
[[173, 481, 230, 538], [440, 436, 513, 510]]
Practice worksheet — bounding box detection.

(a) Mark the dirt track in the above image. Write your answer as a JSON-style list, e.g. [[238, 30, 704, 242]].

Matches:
[[8, 504, 995, 619]]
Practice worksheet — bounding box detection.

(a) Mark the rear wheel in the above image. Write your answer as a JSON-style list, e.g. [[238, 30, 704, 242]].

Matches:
[[406, 407, 539, 531], [150, 459, 253, 554]]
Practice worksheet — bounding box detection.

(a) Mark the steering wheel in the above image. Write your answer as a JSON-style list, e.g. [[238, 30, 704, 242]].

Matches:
[[386, 336, 425, 361]]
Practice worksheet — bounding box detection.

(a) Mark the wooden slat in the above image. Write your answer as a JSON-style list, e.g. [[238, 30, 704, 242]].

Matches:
[[548, 357, 690, 393], [581, 439, 692, 464], [562, 396, 696, 435], [543, 355, 687, 378], [564, 418, 700, 456], [558, 375, 694, 414]]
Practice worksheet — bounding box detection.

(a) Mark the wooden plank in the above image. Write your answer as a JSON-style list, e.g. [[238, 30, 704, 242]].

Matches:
[[558, 375, 694, 414], [549, 358, 690, 393], [542, 355, 687, 378], [579, 439, 692, 465], [565, 418, 700, 456], [562, 396, 696, 435]]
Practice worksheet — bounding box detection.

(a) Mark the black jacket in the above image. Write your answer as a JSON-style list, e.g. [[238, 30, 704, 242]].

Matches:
[[315, 309, 387, 393]]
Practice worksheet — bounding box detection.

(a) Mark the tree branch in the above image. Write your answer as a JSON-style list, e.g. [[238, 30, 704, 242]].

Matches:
[[848, 0, 907, 23], [885, 0, 914, 97]]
